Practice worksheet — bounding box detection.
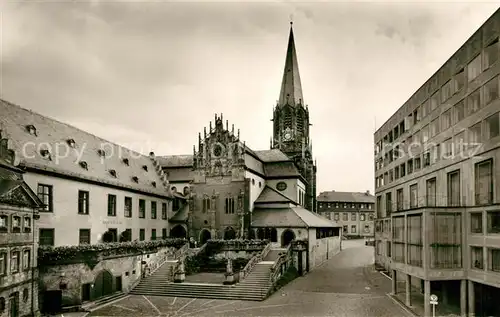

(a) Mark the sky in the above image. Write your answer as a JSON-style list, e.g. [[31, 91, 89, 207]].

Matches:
[[1, 1, 499, 195]]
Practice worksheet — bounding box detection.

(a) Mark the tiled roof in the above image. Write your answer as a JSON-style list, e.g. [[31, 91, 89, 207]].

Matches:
[[317, 191, 375, 203], [264, 161, 300, 178], [0, 99, 171, 197], [158, 155, 193, 167], [253, 149, 291, 162], [254, 185, 296, 204], [252, 207, 337, 228]]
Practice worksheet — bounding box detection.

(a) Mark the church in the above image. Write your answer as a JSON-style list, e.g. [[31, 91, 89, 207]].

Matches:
[[159, 23, 339, 250]]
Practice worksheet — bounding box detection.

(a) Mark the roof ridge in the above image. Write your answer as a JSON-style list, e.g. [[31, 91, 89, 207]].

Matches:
[[290, 207, 310, 228], [0, 98, 151, 159]]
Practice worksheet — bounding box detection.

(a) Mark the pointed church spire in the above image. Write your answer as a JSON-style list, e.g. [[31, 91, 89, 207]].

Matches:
[[278, 22, 303, 107]]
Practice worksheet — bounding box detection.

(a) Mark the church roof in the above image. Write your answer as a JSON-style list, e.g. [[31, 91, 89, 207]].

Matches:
[[157, 155, 193, 167], [279, 23, 304, 107], [253, 149, 291, 162], [263, 161, 300, 178], [317, 191, 375, 203], [254, 185, 296, 205], [0, 99, 171, 198], [251, 206, 337, 228]]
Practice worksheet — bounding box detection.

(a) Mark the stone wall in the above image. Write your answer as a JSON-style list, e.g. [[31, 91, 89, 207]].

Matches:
[[38, 246, 178, 308]]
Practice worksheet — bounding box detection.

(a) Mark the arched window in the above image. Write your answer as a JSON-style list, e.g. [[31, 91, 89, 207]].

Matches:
[[284, 106, 293, 128], [297, 108, 305, 135]]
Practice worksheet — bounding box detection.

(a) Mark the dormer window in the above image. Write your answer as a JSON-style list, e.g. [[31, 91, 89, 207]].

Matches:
[[132, 176, 138, 183], [79, 161, 88, 170], [26, 125, 37, 136], [122, 158, 129, 166], [67, 139, 76, 148], [40, 149, 51, 160], [152, 181, 156, 187], [109, 170, 117, 178], [12, 216, 21, 233], [97, 149, 106, 157], [142, 165, 148, 172]]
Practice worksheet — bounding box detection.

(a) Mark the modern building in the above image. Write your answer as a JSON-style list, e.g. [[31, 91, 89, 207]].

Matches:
[[159, 23, 341, 270], [0, 133, 43, 317], [374, 8, 500, 317], [317, 191, 375, 237], [0, 99, 174, 247]]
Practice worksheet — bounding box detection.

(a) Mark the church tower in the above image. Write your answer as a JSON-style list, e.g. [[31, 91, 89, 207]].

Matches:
[[271, 22, 317, 212]]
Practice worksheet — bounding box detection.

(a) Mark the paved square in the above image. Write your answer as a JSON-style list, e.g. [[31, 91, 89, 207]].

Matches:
[[89, 240, 412, 317]]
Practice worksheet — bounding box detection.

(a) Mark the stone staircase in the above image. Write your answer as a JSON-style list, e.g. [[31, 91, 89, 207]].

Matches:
[[130, 261, 274, 301], [264, 248, 286, 261]]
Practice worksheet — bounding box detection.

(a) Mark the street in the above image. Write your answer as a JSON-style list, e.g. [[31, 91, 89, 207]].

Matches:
[[88, 239, 411, 317]]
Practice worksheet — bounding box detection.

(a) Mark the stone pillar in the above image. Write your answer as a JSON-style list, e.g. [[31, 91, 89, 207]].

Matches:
[[460, 279, 467, 317], [405, 274, 411, 307], [174, 261, 185, 283], [468, 280, 475, 317], [391, 270, 397, 295], [224, 258, 235, 285], [424, 280, 431, 317]]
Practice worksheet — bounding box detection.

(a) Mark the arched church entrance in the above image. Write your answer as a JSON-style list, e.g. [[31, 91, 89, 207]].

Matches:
[[199, 229, 211, 245], [224, 227, 236, 240], [170, 225, 187, 239], [93, 270, 113, 300], [281, 229, 296, 247]]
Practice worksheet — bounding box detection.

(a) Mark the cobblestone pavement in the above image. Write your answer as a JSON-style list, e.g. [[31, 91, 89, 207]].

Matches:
[[89, 240, 411, 317]]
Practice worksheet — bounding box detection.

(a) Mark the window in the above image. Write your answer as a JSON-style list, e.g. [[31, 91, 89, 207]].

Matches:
[[454, 131, 465, 157], [471, 213, 483, 234], [343, 213, 348, 221], [487, 211, 500, 234], [454, 69, 465, 92], [423, 151, 431, 167], [121, 229, 132, 242], [37, 184, 53, 212], [0, 215, 6, 232], [39, 228, 54, 246], [422, 125, 429, 143], [475, 159, 493, 205], [172, 198, 180, 211], [79, 229, 90, 245], [430, 91, 440, 111], [447, 170, 461, 207], [466, 89, 481, 115], [386, 241, 392, 257], [486, 112, 500, 139], [225, 197, 235, 214], [441, 80, 453, 102], [11, 251, 19, 273], [422, 99, 430, 118], [0, 253, 5, 276], [203, 197, 211, 213], [430, 118, 440, 138], [413, 107, 421, 124], [385, 192, 392, 215], [107, 194, 116, 216], [351, 225, 356, 233], [484, 76, 499, 105], [442, 138, 453, 159], [410, 184, 418, 208], [467, 54, 482, 82], [414, 157, 421, 170], [151, 201, 157, 219], [441, 109, 451, 131], [334, 213, 339, 221], [368, 213, 374, 220], [360, 214, 365, 221], [22, 250, 30, 270], [162, 203, 167, 220], [343, 225, 348, 233], [489, 248, 500, 272], [12, 216, 20, 233], [151, 229, 156, 240], [396, 188, 404, 211], [124, 197, 132, 218], [471, 247, 484, 269], [483, 38, 499, 69], [351, 213, 356, 221], [139, 229, 145, 241], [78, 191, 89, 215], [468, 122, 482, 154], [453, 100, 465, 124], [139, 199, 145, 218], [426, 178, 437, 207], [23, 217, 31, 233]]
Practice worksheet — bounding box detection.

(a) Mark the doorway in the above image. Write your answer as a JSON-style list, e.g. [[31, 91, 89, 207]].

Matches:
[[93, 270, 114, 299], [170, 225, 187, 239], [9, 292, 19, 317], [199, 229, 211, 245], [281, 229, 296, 247]]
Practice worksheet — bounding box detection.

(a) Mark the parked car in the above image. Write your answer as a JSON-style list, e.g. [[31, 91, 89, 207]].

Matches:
[[365, 238, 375, 246]]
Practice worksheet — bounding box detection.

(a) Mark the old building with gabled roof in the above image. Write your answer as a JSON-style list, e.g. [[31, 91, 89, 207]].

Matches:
[[0, 99, 173, 247]]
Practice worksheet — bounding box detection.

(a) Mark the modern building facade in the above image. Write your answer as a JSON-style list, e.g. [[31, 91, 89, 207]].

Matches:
[[159, 24, 337, 255], [374, 8, 500, 317], [317, 191, 375, 237], [0, 134, 43, 317], [0, 99, 174, 247]]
